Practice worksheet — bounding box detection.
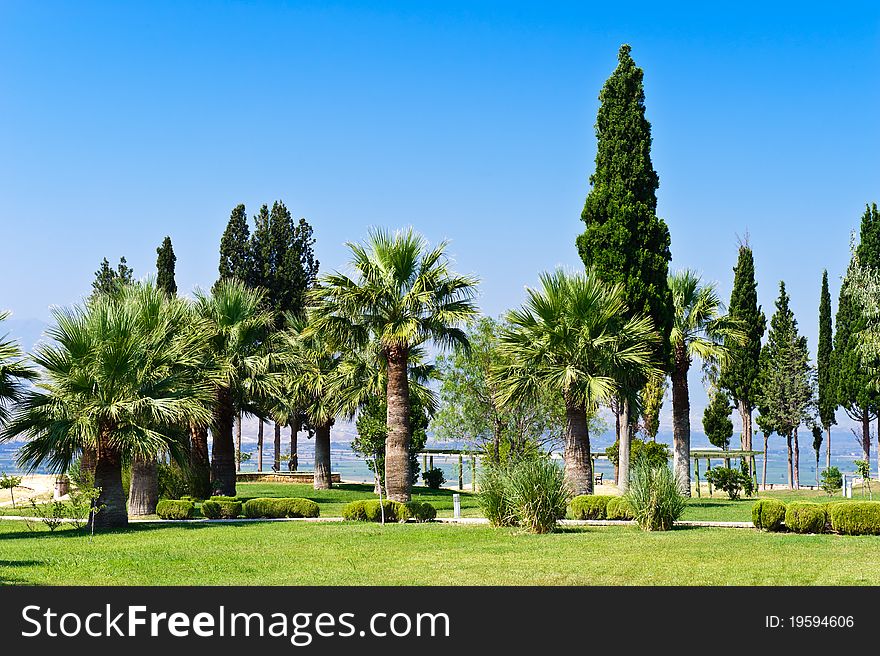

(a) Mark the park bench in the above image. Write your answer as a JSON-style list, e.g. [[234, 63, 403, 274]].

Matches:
[[595, 472, 604, 486]]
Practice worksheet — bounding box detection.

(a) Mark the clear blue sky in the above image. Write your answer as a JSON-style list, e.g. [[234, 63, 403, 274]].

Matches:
[[2, 2, 879, 428]]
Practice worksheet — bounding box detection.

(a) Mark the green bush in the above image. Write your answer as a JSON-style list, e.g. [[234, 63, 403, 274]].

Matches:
[[209, 495, 239, 502], [201, 500, 243, 519], [605, 496, 634, 520], [421, 467, 446, 490], [242, 498, 320, 519], [342, 499, 411, 522], [569, 495, 613, 520], [625, 462, 685, 531], [158, 462, 190, 500], [820, 467, 843, 496], [156, 500, 195, 520], [477, 465, 516, 527], [784, 502, 827, 534], [829, 501, 880, 535], [705, 466, 751, 500], [751, 499, 786, 531], [405, 501, 437, 522], [504, 458, 569, 534], [606, 438, 671, 471]]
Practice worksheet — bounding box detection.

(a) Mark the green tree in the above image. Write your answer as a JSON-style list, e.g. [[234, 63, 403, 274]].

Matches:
[[756, 282, 814, 490], [195, 279, 277, 496], [816, 270, 835, 469], [0, 312, 37, 426], [432, 317, 570, 462], [493, 270, 660, 496], [91, 257, 134, 297], [639, 376, 666, 441], [703, 389, 733, 454], [3, 283, 213, 527], [308, 228, 479, 502], [217, 204, 252, 287], [155, 236, 177, 297], [719, 242, 765, 475], [669, 270, 742, 496], [575, 44, 673, 490]]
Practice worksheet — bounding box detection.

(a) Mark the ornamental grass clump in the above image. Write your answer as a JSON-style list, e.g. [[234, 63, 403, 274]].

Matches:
[[478, 457, 569, 533], [625, 460, 685, 531]]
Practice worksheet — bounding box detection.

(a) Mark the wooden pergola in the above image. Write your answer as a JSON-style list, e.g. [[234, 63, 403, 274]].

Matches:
[[691, 449, 763, 498]]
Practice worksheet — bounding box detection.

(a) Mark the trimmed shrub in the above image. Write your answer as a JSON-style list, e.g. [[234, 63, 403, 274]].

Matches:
[[405, 501, 437, 522], [829, 501, 880, 535], [421, 468, 446, 490], [570, 495, 613, 520], [605, 496, 634, 520], [201, 500, 243, 519], [242, 498, 320, 519], [156, 500, 195, 520], [751, 499, 786, 531], [625, 462, 685, 531], [341, 499, 411, 522], [784, 502, 827, 534], [209, 495, 238, 503]]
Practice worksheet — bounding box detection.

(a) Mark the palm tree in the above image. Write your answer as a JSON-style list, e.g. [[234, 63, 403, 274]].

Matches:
[[494, 270, 660, 496], [195, 279, 277, 496], [3, 283, 213, 527], [669, 270, 743, 496], [0, 312, 37, 424], [308, 228, 478, 502]]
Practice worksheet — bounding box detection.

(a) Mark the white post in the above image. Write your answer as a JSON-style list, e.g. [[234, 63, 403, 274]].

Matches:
[[453, 493, 461, 519], [842, 474, 846, 497]]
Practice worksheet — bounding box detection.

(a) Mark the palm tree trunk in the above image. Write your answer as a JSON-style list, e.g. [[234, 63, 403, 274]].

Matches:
[[618, 398, 632, 493], [274, 421, 281, 472], [671, 347, 691, 496], [314, 421, 332, 490], [210, 386, 236, 496], [288, 418, 299, 471], [786, 432, 793, 489], [384, 346, 412, 502], [128, 455, 158, 516], [257, 420, 264, 472], [80, 445, 98, 485], [235, 411, 242, 471], [762, 432, 768, 490], [563, 398, 593, 496], [792, 426, 800, 490], [189, 424, 211, 499], [91, 427, 127, 528]]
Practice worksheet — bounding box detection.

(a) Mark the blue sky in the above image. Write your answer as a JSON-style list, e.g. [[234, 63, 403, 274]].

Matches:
[[1, 2, 879, 430]]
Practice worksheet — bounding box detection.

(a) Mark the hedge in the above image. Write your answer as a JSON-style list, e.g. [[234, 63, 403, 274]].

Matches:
[[751, 499, 786, 531], [242, 498, 320, 519], [784, 502, 827, 534], [605, 497, 634, 521], [209, 495, 238, 503], [342, 499, 414, 522], [829, 501, 880, 535], [406, 501, 437, 522], [569, 495, 613, 520], [156, 500, 195, 520], [201, 500, 243, 519]]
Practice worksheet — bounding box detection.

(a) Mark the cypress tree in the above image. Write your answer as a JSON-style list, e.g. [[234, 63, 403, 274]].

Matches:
[[720, 242, 765, 475], [155, 236, 177, 297], [217, 204, 252, 287], [575, 44, 673, 490], [91, 257, 133, 297], [817, 270, 835, 468]]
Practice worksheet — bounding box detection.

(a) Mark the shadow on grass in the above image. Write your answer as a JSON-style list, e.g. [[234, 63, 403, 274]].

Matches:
[[0, 521, 243, 541]]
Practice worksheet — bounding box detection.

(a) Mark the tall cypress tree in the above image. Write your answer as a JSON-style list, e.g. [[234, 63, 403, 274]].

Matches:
[[817, 270, 835, 468], [217, 204, 252, 287], [720, 242, 765, 474], [155, 236, 177, 297], [576, 44, 672, 491], [703, 388, 734, 466]]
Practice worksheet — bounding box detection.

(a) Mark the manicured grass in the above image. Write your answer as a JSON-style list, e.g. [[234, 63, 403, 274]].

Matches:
[[2, 520, 880, 585]]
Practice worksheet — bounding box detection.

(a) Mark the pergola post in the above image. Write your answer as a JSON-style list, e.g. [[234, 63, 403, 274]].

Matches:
[[706, 458, 713, 497], [694, 457, 701, 498]]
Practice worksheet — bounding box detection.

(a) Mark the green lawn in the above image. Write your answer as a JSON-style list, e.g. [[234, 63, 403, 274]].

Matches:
[[2, 520, 880, 585]]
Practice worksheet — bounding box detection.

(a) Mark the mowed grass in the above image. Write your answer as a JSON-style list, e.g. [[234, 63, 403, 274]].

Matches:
[[2, 520, 880, 585]]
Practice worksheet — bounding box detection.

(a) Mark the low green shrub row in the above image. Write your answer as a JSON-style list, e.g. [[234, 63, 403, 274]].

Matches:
[[569, 495, 613, 520], [156, 500, 195, 520], [201, 500, 243, 519], [243, 498, 320, 519], [606, 496, 634, 521], [752, 499, 880, 535], [209, 495, 239, 503], [341, 499, 437, 523]]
